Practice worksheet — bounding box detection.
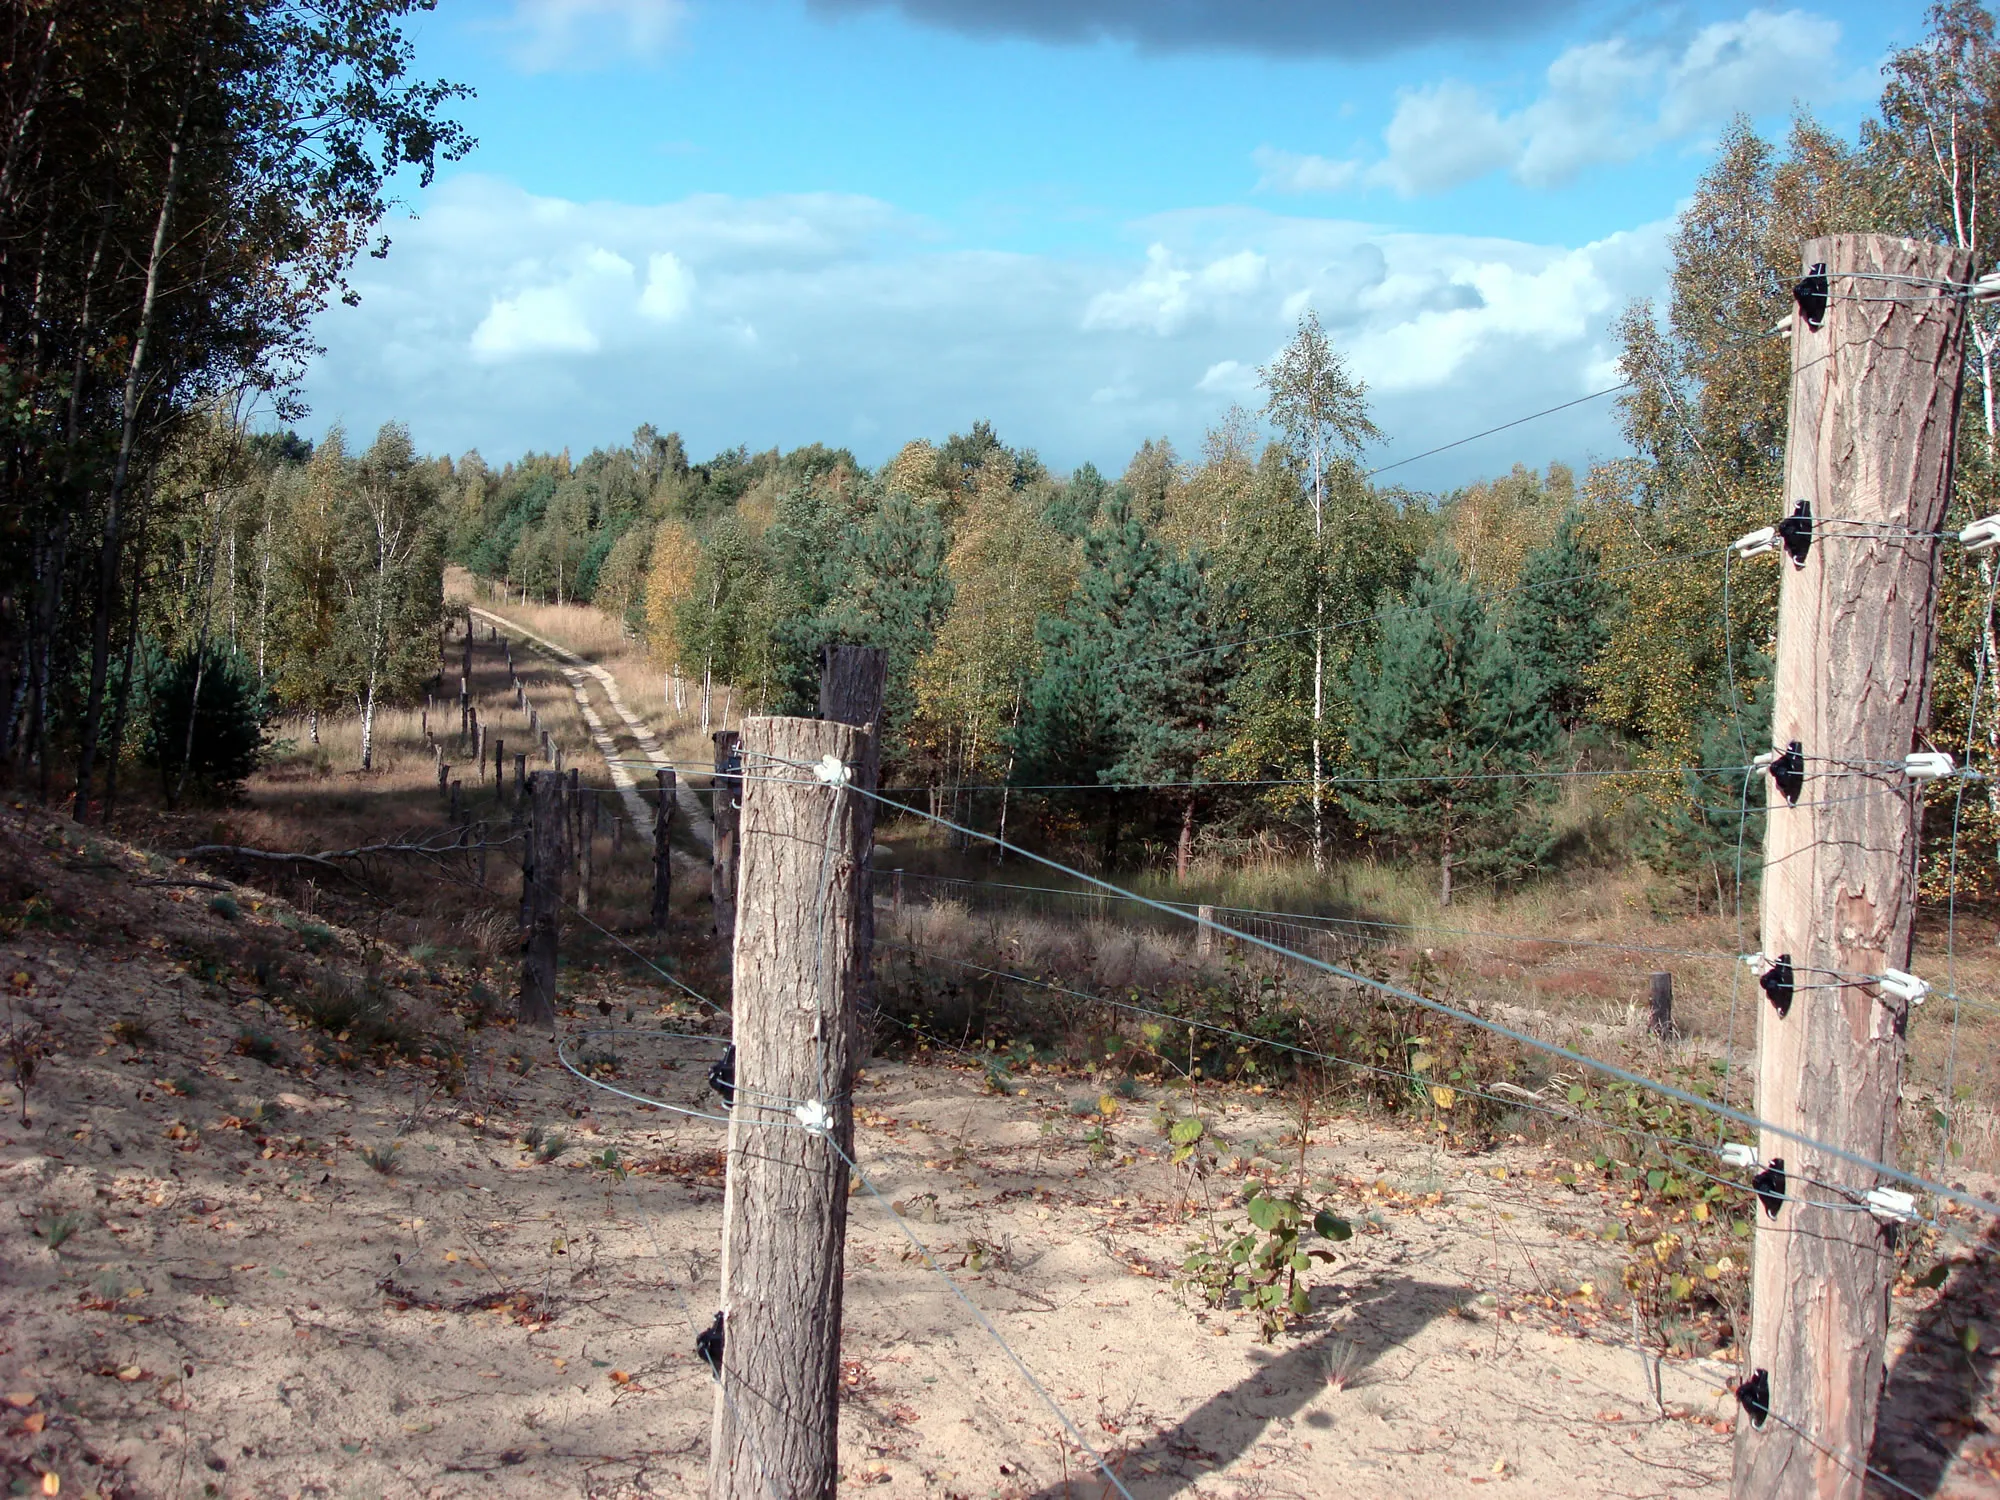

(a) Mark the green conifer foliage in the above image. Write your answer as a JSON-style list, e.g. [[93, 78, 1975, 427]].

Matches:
[[1344, 545, 1559, 905], [1508, 509, 1615, 732]]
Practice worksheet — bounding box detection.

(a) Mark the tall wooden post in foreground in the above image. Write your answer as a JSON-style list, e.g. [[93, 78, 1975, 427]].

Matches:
[[708, 716, 870, 1500], [819, 645, 886, 992], [1737, 234, 1972, 1498], [712, 729, 741, 943], [518, 770, 566, 1030]]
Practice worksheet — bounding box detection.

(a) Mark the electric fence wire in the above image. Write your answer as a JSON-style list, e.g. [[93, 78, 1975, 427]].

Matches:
[[890, 869, 1743, 960], [871, 939, 1966, 1235], [731, 758, 2000, 1224], [1357, 383, 1633, 481], [539, 787, 1960, 1493]]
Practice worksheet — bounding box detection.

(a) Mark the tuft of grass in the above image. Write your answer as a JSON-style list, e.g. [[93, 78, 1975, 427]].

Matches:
[[234, 1028, 281, 1065], [171, 1074, 202, 1099], [294, 973, 424, 1060], [208, 893, 240, 920], [109, 1016, 155, 1049], [525, 1124, 569, 1163], [34, 1209, 86, 1249], [359, 1141, 402, 1175]]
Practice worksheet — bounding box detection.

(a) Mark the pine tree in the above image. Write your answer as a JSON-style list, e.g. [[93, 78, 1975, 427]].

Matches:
[[816, 492, 954, 756], [1013, 493, 1235, 870], [1509, 509, 1614, 731], [1344, 544, 1559, 906]]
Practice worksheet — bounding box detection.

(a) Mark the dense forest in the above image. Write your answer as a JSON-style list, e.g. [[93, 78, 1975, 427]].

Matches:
[[8, 1, 2000, 910]]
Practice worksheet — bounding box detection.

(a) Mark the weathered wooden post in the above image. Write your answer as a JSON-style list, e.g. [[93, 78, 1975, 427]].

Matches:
[[494, 738, 505, 800], [514, 752, 526, 808], [653, 769, 675, 932], [1736, 234, 1972, 1499], [711, 729, 741, 943], [1197, 903, 1216, 957], [565, 767, 581, 872], [437, 760, 450, 799], [579, 789, 598, 916], [1647, 972, 1674, 1039], [520, 770, 566, 1029], [707, 714, 870, 1500], [449, 779, 462, 825], [892, 868, 903, 914], [473, 714, 484, 777]]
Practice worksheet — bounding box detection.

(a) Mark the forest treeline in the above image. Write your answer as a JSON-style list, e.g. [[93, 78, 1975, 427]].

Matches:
[[8, 1, 2000, 909]]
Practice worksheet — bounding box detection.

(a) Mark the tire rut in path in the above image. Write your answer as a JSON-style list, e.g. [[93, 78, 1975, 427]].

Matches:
[[466, 605, 715, 855]]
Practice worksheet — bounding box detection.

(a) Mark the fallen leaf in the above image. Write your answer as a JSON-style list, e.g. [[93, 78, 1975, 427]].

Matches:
[[1595, 1410, 1623, 1422], [22, 1411, 46, 1433], [3, 1392, 35, 1409], [42, 1473, 58, 1496], [116, 1367, 143, 1382], [609, 1371, 631, 1385]]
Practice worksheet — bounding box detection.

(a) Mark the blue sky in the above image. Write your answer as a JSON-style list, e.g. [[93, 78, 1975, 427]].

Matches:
[[301, 0, 1919, 489]]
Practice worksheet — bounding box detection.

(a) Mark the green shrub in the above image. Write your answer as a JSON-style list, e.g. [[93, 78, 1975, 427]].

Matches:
[[142, 641, 272, 802]]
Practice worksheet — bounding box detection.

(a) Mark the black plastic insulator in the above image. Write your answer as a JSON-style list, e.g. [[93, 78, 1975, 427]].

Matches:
[[1770, 742, 1806, 805], [1778, 499, 1813, 567], [1752, 1158, 1787, 1219], [1760, 954, 1796, 1019], [696, 1310, 725, 1377], [1794, 262, 1829, 330], [708, 1043, 737, 1106], [1737, 1368, 1771, 1428]]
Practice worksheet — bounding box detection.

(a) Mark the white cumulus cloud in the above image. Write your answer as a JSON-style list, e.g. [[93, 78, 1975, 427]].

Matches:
[[499, 0, 688, 71], [1261, 8, 1845, 197], [303, 177, 1670, 489]]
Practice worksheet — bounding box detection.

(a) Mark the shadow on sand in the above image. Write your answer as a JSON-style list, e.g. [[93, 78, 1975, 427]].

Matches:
[[1018, 1275, 1472, 1500]]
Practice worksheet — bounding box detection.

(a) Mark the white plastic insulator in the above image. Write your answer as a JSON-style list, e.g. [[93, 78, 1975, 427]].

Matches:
[[811, 754, 853, 787], [1878, 969, 1930, 1006], [1770, 312, 1794, 337], [1751, 750, 1780, 771], [1905, 751, 1957, 782], [794, 1099, 834, 1133], [1973, 271, 2000, 304], [1719, 1143, 1760, 1169], [1739, 952, 1767, 972], [1865, 1187, 1918, 1224], [1960, 516, 2000, 555], [1734, 526, 1780, 560]]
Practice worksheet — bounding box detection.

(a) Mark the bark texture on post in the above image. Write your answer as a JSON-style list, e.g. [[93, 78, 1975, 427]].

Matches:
[[708, 715, 870, 1500], [712, 729, 742, 943], [1736, 234, 1972, 1500], [519, 770, 566, 1029], [818, 645, 887, 993], [653, 769, 676, 932]]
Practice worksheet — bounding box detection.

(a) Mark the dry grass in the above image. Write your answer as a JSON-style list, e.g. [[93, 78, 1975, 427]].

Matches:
[[450, 566, 636, 661]]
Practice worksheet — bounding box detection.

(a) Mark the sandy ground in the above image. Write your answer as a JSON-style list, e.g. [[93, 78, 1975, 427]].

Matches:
[[1, 807, 1996, 1499]]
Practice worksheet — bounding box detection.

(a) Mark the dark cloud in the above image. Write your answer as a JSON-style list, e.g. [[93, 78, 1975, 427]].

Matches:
[[805, 0, 1580, 57]]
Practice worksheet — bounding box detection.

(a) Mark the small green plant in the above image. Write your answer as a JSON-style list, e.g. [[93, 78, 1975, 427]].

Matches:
[[110, 1016, 154, 1049], [235, 1028, 281, 1065], [526, 1125, 569, 1163], [360, 1141, 402, 1175], [34, 1209, 87, 1250], [208, 893, 240, 920], [297, 922, 334, 954], [171, 1075, 202, 1099], [589, 1147, 624, 1177], [1179, 1190, 1353, 1342]]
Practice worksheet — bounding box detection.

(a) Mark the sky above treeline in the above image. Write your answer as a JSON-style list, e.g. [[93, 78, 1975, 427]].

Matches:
[[301, 0, 1912, 489]]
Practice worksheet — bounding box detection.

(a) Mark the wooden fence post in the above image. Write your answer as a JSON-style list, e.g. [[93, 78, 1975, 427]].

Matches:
[[494, 738, 505, 800], [579, 788, 597, 915], [1197, 903, 1216, 957], [473, 714, 484, 777], [514, 752, 526, 809], [520, 770, 565, 1029], [712, 729, 741, 944], [1647, 972, 1674, 1039], [565, 767, 581, 871], [654, 769, 675, 932], [1736, 233, 1973, 1499], [707, 714, 871, 1500]]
